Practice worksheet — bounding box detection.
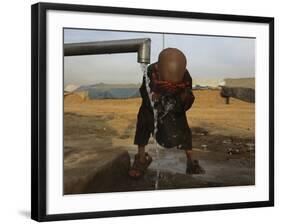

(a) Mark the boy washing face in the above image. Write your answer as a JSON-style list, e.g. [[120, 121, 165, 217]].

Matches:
[[128, 48, 205, 179]]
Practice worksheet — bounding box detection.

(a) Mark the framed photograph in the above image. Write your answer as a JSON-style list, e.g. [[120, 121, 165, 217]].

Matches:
[[31, 2, 274, 222]]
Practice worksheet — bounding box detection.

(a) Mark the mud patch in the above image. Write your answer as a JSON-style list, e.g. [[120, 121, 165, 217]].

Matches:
[[64, 112, 117, 138], [191, 126, 255, 158], [119, 120, 136, 139]]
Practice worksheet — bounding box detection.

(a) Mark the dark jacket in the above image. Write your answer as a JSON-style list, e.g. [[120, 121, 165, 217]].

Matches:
[[134, 62, 195, 149]]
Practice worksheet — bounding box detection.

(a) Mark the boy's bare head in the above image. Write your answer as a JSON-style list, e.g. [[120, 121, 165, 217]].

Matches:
[[157, 48, 187, 83]]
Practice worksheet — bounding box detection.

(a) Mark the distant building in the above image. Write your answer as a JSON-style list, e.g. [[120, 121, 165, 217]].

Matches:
[[219, 77, 255, 103], [220, 77, 255, 89], [64, 84, 80, 92], [193, 84, 210, 90]]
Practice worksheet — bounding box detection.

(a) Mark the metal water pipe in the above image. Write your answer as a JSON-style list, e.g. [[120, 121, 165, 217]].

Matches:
[[64, 38, 151, 64]]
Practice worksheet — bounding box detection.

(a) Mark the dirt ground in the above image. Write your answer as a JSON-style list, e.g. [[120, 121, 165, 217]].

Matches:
[[64, 89, 255, 193]]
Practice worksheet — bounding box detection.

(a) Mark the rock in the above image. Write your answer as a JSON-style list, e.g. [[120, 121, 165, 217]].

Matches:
[[201, 144, 208, 151], [64, 148, 130, 194], [223, 139, 232, 144], [227, 148, 240, 155], [246, 143, 255, 152]]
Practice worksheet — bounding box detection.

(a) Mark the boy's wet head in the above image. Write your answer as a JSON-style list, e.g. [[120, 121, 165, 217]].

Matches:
[[157, 48, 187, 83]]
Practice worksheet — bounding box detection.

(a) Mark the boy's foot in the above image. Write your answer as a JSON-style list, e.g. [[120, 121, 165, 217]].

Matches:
[[186, 159, 205, 175], [128, 152, 153, 179]]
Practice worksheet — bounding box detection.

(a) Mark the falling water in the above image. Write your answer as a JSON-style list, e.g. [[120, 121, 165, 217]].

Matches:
[[140, 63, 160, 190]]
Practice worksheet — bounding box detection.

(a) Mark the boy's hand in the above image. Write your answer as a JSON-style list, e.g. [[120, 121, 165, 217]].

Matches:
[[152, 92, 160, 102], [180, 90, 189, 102], [180, 89, 195, 111]]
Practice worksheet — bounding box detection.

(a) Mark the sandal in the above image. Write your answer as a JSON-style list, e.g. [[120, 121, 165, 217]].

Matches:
[[128, 152, 153, 179], [186, 159, 205, 175]]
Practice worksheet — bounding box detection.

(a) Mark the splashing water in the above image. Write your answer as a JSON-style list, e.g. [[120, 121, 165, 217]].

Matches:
[[140, 63, 160, 190]]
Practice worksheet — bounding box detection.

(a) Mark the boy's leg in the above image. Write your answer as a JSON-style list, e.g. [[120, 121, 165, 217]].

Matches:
[[138, 145, 146, 163], [129, 104, 154, 178], [185, 148, 193, 173], [129, 144, 152, 178], [185, 148, 192, 160], [134, 104, 154, 160], [185, 148, 195, 174], [185, 148, 205, 174]]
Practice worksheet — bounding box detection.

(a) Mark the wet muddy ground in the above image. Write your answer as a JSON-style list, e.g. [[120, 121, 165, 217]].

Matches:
[[108, 125, 255, 193], [64, 110, 255, 194], [64, 90, 255, 194]]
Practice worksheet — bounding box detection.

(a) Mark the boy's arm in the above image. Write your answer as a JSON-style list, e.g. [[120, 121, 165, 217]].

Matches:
[[139, 63, 159, 108], [139, 63, 153, 98], [180, 69, 195, 111]]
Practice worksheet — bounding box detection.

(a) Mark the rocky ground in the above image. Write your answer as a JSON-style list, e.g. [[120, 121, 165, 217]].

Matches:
[[64, 89, 255, 194]]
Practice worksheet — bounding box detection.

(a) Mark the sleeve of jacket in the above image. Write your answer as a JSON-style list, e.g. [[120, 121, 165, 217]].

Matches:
[[139, 63, 154, 109], [181, 69, 195, 111]]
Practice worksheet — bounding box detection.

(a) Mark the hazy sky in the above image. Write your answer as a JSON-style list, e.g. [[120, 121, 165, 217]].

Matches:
[[64, 28, 255, 86]]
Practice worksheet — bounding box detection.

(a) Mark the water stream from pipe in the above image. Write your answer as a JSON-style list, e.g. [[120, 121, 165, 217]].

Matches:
[[140, 63, 160, 190]]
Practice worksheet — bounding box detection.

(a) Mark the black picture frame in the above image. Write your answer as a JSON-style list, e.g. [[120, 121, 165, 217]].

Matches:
[[31, 2, 274, 222]]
